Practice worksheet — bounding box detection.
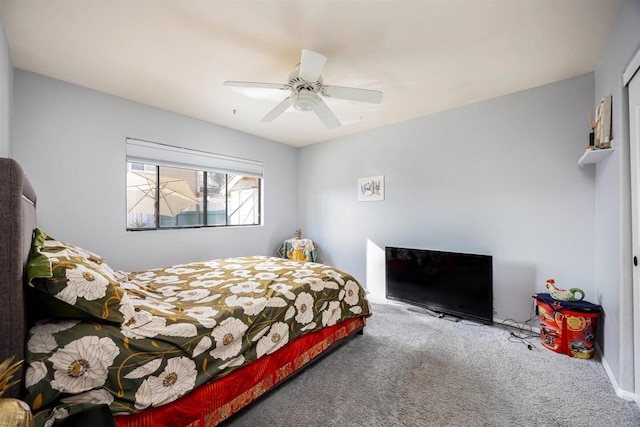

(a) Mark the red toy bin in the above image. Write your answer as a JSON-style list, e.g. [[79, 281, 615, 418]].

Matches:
[[534, 294, 601, 359], [536, 299, 566, 354], [563, 310, 599, 359]]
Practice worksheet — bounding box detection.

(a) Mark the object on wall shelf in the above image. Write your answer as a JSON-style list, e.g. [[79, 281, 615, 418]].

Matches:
[[594, 95, 612, 147], [578, 141, 614, 167]]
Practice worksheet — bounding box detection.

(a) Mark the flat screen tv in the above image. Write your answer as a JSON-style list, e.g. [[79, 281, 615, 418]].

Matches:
[[385, 246, 493, 324]]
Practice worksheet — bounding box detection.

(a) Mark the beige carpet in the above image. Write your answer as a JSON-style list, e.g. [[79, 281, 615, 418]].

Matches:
[[225, 302, 640, 427]]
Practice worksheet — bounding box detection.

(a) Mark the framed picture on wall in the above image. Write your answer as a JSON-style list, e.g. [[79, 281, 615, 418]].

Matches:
[[358, 175, 385, 202]]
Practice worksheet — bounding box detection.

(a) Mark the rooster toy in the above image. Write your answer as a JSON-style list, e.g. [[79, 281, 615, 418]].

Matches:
[[546, 279, 585, 302]]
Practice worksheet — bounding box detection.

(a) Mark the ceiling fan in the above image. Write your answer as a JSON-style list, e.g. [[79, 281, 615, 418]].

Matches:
[[224, 49, 383, 129]]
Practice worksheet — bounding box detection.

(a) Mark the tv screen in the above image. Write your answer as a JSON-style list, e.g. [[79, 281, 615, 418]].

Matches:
[[385, 246, 493, 324]]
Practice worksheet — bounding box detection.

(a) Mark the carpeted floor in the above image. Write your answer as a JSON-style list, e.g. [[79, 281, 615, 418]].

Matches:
[[225, 302, 640, 427]]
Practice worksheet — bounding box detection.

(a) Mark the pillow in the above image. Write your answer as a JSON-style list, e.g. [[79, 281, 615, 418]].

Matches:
[[26, 229, 125, 323]]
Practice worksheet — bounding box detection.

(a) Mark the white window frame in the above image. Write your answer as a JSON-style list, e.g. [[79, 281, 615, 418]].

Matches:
[[126, 138, 263, 230]]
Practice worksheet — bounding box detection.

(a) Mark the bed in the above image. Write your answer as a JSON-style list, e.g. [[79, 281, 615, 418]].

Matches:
[[0, 157, 371, 427]]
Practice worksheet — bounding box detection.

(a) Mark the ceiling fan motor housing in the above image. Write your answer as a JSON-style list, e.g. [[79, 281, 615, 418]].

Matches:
[[287, 70, 322, 111]]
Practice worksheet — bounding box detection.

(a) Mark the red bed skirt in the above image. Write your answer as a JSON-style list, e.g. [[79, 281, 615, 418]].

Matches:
[[114, 316, 367, 427]]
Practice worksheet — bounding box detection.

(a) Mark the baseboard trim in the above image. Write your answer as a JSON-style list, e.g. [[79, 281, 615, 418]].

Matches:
[[597, 345, 639, 402]]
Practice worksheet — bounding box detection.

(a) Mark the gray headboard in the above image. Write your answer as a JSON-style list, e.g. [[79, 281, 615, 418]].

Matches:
[[0, 157, 37, 399]]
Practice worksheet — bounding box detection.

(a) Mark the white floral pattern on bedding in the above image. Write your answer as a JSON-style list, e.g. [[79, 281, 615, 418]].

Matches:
[[25, 256, 371, 427]]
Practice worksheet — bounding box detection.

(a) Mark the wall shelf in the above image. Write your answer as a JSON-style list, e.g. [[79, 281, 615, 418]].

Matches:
[[578, 141, 614, 167]]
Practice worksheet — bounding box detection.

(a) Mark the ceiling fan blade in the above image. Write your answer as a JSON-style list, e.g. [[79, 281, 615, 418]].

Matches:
[[322, 85, 383, 104], [261, 97, 291, 123], [299, 49, 327, 83], [314, 98, 341, 129], [224, 81, 288, 91]]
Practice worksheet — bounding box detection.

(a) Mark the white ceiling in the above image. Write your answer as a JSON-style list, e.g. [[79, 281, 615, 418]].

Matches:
[[0, 0, 623, 147]]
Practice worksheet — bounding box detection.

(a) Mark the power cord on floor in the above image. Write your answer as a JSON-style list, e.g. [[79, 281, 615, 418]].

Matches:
[[507, 329, 537, 350], [403, 302, 542, 352], [498, 302, 540, 350]]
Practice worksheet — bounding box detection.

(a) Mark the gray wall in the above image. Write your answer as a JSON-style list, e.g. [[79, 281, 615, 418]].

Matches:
[[12, 70, 299, 272], [593, 0, 640, 398], [299, 73, 596, 323], [0, 15, 12, 157]]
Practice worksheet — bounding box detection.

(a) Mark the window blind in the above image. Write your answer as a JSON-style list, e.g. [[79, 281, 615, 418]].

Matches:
[[126, 138, 264, 177]]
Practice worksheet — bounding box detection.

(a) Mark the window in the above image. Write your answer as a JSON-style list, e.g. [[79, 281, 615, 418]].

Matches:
[[126, 139, 262, 230]]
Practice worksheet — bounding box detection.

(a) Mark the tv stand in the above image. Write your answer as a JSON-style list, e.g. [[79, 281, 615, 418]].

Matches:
[[406, 305, 441, 318], [405, 305, 462, 322]]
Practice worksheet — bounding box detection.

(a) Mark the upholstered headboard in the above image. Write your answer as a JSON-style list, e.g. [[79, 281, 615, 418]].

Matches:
[[0, 158, 37, 399]]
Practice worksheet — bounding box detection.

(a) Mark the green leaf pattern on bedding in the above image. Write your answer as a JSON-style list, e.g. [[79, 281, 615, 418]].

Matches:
[[25, 256, 371, 427]]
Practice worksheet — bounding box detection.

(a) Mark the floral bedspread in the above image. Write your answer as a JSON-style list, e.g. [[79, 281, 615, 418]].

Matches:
[[25, 256, 371, 426]]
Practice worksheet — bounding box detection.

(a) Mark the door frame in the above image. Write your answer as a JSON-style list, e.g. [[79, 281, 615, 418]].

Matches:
[[624, 47, 640, 407]]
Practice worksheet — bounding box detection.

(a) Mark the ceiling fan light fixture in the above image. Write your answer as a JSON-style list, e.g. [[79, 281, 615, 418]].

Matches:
[[292, 90, 319, 112]]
